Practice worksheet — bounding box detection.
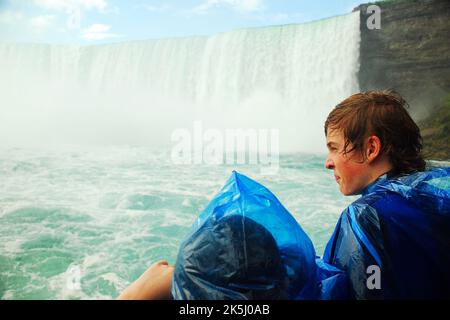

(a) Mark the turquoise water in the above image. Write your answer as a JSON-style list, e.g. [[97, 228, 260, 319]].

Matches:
[[0, 146, 355, 299]]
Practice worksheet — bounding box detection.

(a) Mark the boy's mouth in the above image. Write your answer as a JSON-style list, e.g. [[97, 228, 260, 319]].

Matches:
[[335, 175, 341, 183]]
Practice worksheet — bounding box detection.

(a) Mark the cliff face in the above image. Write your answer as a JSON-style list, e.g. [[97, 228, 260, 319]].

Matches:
[[356, 0, 450, 120], [355, 0, 450, 160], [419, 94, 450, 160]]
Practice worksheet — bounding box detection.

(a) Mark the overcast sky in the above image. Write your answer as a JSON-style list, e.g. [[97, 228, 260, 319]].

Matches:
[[0, 0, 365, 44]]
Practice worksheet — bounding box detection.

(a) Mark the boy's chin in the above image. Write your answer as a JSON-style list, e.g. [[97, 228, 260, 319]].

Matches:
[[340, 185, 362, 196]]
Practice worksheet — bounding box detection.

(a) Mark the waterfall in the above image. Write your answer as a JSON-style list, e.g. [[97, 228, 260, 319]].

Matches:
[[0, 12, 360, 152]]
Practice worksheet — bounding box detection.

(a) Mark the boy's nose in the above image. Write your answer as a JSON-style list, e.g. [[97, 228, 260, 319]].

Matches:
[[325, 158, 334, 170]]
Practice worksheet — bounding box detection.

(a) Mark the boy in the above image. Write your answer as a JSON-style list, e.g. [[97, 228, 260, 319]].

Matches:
[[323, 90, 449, 299]]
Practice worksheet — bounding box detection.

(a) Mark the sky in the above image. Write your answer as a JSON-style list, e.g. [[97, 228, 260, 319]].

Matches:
[[0, 0, 365, 44]]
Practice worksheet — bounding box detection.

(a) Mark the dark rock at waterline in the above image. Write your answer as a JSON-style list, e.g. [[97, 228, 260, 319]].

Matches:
[[355, 0, 450, 160]]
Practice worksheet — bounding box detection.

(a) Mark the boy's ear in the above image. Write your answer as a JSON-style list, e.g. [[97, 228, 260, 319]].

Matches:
[[366, 135, 382, 163]]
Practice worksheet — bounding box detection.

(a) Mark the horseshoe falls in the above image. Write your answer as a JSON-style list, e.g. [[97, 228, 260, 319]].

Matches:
[[0, 12, 360, 299], [0, 12, 359, 151]]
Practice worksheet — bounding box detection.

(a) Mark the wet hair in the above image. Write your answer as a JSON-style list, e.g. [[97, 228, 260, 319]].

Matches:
[[173, 215, 289, 300], [324, 90, 426, 176]]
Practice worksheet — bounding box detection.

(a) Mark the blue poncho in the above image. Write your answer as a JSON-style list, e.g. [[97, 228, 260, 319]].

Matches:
[[324, 167, 450, 299], [171, 171, 320, 300]]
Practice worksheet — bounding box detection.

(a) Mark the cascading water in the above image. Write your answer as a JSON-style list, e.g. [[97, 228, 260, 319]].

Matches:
[[0, 11, 359, 151], [0, 12, 360, 299]]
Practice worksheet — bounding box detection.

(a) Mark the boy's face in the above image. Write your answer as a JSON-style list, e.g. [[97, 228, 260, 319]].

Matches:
[[325, 129, 371, 196]]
